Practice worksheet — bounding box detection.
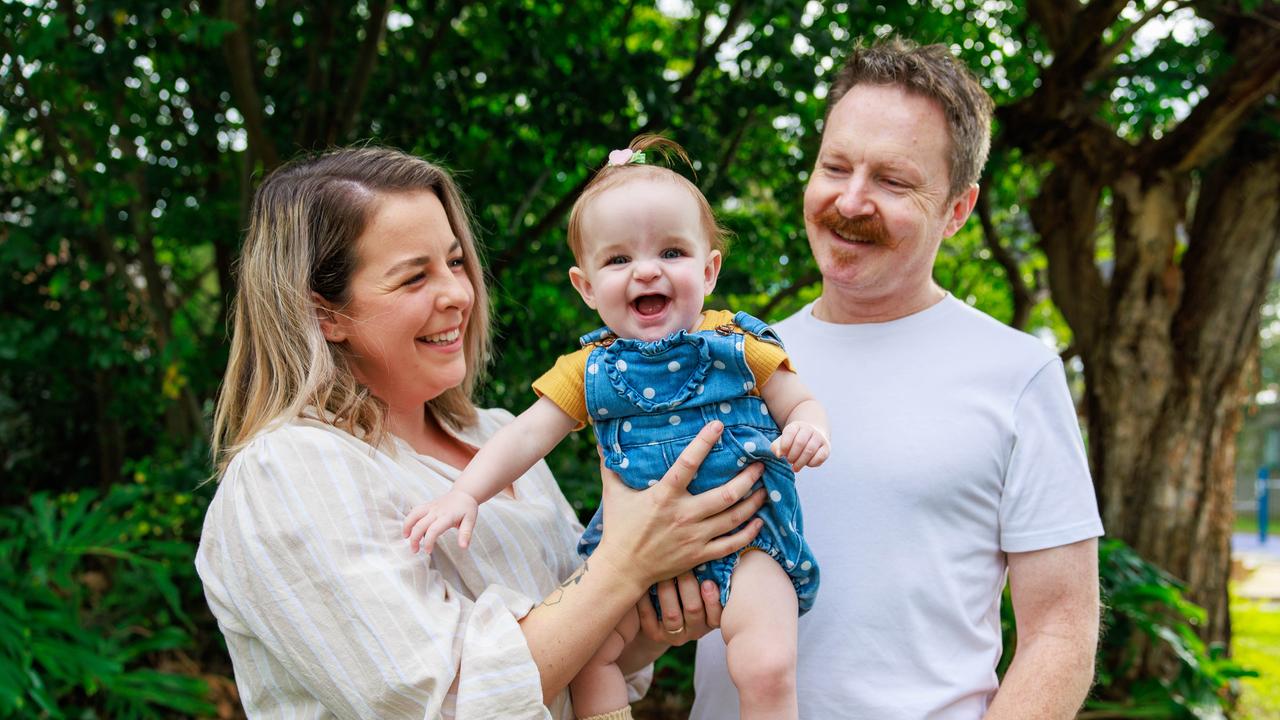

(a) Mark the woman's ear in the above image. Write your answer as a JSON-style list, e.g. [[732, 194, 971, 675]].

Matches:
[[312, 292, 346, 342], [568, 266, 597, 309]]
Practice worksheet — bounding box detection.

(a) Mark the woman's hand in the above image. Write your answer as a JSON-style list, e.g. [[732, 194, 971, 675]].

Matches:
[[617, 573, 722, 675], [641, 573, 723, 645], [591, 420, 766, 595]]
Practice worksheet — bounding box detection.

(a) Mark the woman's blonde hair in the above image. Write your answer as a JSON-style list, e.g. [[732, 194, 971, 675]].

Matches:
[[212, 146, 490, 475], [566, 134, 729, 264]]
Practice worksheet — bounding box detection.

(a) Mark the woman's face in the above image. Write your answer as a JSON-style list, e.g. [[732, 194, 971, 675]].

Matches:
[[320, 190, 474, 410]]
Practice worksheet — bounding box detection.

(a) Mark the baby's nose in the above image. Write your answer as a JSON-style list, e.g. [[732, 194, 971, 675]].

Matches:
[[632, 259, 661, 279]]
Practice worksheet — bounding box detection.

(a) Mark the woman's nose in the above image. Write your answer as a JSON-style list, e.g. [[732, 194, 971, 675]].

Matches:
[[435, 270, 473, 311]]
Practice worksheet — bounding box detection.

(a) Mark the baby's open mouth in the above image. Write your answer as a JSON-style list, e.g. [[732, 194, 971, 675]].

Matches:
[[632, 294, 670, 317]]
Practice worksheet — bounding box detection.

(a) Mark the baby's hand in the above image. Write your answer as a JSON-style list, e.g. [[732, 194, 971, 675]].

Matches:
[[770, 421, 830, 472], [403, 489, 480, 554]]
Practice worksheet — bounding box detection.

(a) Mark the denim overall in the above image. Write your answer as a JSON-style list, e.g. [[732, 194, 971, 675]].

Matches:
[[576, 312, 819, 614]]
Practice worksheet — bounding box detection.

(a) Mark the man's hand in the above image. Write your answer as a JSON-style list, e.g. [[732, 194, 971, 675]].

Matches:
[[402, 489, 480, 554], [771, 420, 831, 471]]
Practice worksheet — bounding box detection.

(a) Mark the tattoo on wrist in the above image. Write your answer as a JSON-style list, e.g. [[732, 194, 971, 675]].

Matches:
[[540, 560, 589, 607]]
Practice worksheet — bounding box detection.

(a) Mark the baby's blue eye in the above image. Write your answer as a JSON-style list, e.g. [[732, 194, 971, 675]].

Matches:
[[661, 248, 685, 259], [606, 256, 629, 266]]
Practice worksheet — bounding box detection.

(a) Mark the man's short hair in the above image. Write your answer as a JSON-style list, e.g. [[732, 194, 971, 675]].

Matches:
[[825, 36, 994, 199]]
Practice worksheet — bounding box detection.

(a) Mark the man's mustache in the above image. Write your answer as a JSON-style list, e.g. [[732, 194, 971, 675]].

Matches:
[[810, 207, 894, 247]]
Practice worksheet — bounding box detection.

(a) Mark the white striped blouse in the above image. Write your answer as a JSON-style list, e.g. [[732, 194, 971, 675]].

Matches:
[[195, 407, 651, 719]]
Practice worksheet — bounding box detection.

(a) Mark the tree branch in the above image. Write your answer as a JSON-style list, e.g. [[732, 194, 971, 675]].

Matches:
[[1063, 0, 1133, 67], [674, 0, 751, 103], [419, 0, 469, 74], [1144, 18, 1280, 173], [333, 0, 393, 143], [489, 173, 593, 280], [295, 1, 337, 149], [0, 33, 130, 277], [977, 184, 1035, 330], [506, 167, 552, 236], [1086, 0, 1195, 84], [619, 0, 639, 38], [701, 108, 755, 197], [756, 271, 821, 321], [220, 0, 281, 169], [1025, 0, 1074, 51], [1029, 163, 1109, 354]]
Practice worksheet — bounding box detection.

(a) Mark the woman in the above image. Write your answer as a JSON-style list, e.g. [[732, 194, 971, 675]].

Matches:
[[195, 146, 766, 719]]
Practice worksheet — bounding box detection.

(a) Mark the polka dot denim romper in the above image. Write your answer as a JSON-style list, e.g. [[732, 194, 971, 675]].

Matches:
[[576, 311, 819, 615]]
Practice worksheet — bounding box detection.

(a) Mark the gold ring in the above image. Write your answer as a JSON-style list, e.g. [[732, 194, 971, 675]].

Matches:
[[664, 625, 685, 635]]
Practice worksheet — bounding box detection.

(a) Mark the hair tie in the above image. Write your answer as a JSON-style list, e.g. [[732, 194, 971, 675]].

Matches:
[[606, 148, 647, 167]]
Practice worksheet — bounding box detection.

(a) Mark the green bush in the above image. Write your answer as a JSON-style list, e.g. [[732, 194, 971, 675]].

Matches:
[[1080, 538, 1254, 719], [0, 478, 215, 718]]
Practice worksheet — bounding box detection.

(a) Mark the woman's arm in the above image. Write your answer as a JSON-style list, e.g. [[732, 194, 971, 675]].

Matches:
[[518, 421, 766, 704]]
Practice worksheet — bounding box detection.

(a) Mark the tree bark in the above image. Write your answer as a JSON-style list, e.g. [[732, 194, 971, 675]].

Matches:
[[1007, 4, 1280, 686]]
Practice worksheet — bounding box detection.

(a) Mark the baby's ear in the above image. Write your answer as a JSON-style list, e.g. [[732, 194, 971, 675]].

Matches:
[[568, 267, 597, 309], [703, 249, 723, 296], [312, 292, 347, 342]]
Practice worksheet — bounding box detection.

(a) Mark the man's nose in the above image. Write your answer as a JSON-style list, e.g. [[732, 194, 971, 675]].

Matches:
[[834, 174, 875, 218]]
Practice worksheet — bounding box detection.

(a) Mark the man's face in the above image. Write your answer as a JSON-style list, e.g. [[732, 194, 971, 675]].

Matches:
[[804, 83, 974, 310]]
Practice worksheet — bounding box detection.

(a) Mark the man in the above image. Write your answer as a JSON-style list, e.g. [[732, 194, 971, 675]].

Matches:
[[691, 37, 1103, 719]]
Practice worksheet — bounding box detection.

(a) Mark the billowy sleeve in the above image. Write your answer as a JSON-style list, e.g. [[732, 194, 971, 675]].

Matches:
[[196, 424, 551, 719]]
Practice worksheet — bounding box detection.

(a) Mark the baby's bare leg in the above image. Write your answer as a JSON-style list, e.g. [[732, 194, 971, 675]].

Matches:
[[720, 550, 799, 720], [569, 606, 639, 719]]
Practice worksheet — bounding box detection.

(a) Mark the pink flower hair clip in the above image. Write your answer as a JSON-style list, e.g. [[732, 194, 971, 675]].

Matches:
[[606, 148, 647, 167]]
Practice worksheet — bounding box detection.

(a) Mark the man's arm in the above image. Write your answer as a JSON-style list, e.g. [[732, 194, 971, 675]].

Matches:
[[984, 537, 1100, 720]]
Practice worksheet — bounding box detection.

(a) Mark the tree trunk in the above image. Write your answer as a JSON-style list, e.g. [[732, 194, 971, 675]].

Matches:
[[1032, 131, 1280, 679]]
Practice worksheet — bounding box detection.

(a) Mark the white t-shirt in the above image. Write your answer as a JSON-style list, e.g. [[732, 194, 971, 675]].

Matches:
[[691, 295, 1103, 719]]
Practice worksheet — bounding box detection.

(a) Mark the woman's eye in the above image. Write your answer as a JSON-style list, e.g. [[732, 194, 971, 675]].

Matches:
[[661, 248, 685, 259], [448, 256, 466, 269], [404, 272, 427, 286]]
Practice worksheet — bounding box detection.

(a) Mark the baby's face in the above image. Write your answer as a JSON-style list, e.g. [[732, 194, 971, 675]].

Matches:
[[570, 178, 721, 341]]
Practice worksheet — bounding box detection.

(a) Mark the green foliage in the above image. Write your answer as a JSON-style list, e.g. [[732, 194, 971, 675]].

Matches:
[[0, 471, 215, 717], [997, 539, 1258, 718], [4, 0, 1278, 713], [1081, 539, 1256, 719]]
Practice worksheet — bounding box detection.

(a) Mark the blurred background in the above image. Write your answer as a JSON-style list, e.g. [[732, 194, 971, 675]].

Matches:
[[3, 0, 1280, 717]]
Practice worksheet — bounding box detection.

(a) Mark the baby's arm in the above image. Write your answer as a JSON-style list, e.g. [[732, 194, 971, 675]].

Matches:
[[403, 396, 577, 553], [758, 369, 830, 471]]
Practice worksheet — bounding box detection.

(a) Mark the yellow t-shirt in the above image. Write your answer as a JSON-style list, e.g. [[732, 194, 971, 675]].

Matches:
[[532, 310, 793, 428]]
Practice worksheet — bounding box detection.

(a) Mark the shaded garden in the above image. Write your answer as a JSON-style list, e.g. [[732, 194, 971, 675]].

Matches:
[[3, 0, 1279, 716]]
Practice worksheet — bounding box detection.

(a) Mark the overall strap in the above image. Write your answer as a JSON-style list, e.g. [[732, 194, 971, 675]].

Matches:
[[732, 311, 785, 349], [579, 325, 617, 347]]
